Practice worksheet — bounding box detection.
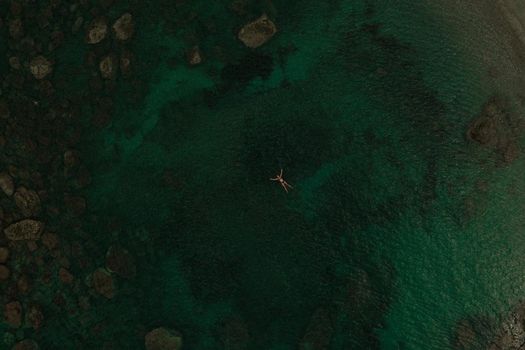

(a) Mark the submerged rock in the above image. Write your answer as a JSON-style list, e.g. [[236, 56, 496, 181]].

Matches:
[[4, 220, 44, 241], [0, 247, 9, 263], [453, 319, 478, 349], [11, 339, 39, 350], [119, 50, 133, 75], [187, 46, 203, 65], [8, 19, 23, 39], [4, 301, 22, 328], [26, 305, 43, 330], [9, 57, 21, 70], [466, 97, 521, 164], [238, 14, 277, 48], [99, 54, 117, 79], [63, 150, 80, 169], [17, 275, 31, 295], [86, 18, 108, 44], [14, 187, 41, 217], [58, 267, 74, 285], [92, 268, 115, 299], [29, 56, 53, 80], [145, 328, 183, 350], [105, 245, 136, 279], [492, 305, 525, 349], [0, 265, 10, 280], [112, 13, 134, 41], [72, 16, 84, 33], [41, 232, 59, 250], [0, 172, 14, 196]]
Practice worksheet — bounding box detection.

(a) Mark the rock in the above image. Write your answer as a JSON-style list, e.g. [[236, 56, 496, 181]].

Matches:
[[29, 56, 53, 80], [145, 328, 183, 350], [9, 57, 21, 70], [0, 265, 10, 280], [105, 245, 136, 279], [92, 268, 115, 299], [0, 247, 9, 263], [4, 219, 44, 241], [72, 16, 83, 33], [41, 232, 59, 250], [8, 19, 23, 39], [58, 267, 74, 285], [17, 275, 31, 295], [299, 308, 333, 350], [14, 187, 41, 217], [26, 305, 43, 330], [99, 54, 117, 79], [63, 150, 79, 169], [112, 13, 134, 41], [494, 305, 525, 349], [49, 31, 65, 51], [453, 319, 478, 349], [187, 46, 203, 65], [120, 50, 133, 75], [11, 339, 39, 350], [0, 172, 14, 196], [86, 17, 108, 44], [238, 14, 277, 48], [4, 301, 22, 328]]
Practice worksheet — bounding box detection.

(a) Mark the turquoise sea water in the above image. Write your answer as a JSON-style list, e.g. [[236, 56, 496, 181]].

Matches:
[[77, 0, 524, 348], [3, 0, 525, 349]]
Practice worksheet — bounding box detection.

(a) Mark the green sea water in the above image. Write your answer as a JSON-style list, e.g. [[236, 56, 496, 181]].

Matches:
[[25, 0, 525, 348]]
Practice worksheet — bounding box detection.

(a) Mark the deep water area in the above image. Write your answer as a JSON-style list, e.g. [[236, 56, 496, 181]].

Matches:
[[1, 0, 525, 349]]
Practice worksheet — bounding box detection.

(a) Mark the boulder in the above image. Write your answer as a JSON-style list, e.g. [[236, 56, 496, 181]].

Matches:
[[187, 46, 203, 65], [41, 232, 59, 250], [4, 220, 44, 241], [112, 13, 134, 41], [92, 268, 115, 299], [0, 172, 14, 196], [105, 245, 136, 279], [0, 265, 10, 280], [8, 19, 23, 39], [14, 187, 41, 217], [17, 275, 31, 295], [58, 267, 74, 285], [26, 304, 43, 330], [86, 18, 108, 44], [145, 328, 183, 350], [29, 56, 52, 80], [11, 340, 39, 350], [0, 247, 9, 263], [99, 54, 118, 79], [4, 301, 22, 328], [238, 14, 276, 48]]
